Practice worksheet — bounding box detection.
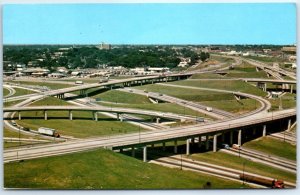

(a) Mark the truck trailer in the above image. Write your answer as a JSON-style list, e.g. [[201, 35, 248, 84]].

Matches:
[[38, 127, 60, 138]]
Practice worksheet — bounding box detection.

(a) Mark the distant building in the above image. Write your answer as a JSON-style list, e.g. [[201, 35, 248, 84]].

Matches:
[[281, 46, 296, 54], [48, 73, 66, 78], [97, 42, 111, 50], [178, 61, 188, 67]]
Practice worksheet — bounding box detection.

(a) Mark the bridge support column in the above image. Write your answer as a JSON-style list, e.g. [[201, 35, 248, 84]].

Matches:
[[186, 139, 190, 155], [94, 112, 98, 121], [120, 115, 123, 122], [213, 134, 217, 152], [131, 147, 135, 157], [69, 111, 73, 120], [191, 138, 195, 144], [290, 85, 293, 93], [263, 125, 267, 137], [44, 111, 48, 120], [221, 133, 225, 142], [198, 136, 202, 147], [287, 119, 291, 131], [162, 142, 166, 151], [263, 83, 267, 92], [205, 135, 209, 150], [238, 130, 242, 146], [156, 118, 160, 124], [18, 112, 21, 120], [174, 140, 178, 154], [230, 131, 233, 145], [117, 113, 120, 120], [143, 146, 147, 162]]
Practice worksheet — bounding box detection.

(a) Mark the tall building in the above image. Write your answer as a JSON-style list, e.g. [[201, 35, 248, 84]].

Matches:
[[98, 42, 111, 50]]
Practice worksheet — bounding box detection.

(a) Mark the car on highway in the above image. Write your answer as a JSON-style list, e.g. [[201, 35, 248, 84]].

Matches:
[[222, 144, 230, 149], [11, 122, 17, 126]]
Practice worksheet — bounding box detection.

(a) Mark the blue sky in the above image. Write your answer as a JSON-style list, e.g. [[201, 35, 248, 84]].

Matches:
[[3, 3, 296, 45]]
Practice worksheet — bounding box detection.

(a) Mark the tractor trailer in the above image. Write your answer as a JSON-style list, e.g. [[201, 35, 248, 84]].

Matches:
[[38, 127, 60, 138]]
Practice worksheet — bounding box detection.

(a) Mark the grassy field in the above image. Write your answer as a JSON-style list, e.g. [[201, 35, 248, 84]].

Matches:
[[3, 88, 10, 96], [11, 88, 37, 97], [27, 96, 72, 106], [4, 148, 246, 189], [199, 99, 258, 114], [226, 71, 268, 78], [269, 93, 296, 111], [134, 84, 236, 102], [170, 80, 267, 97], [10, 81, 73, 90], [190, 73, 226, 79], [98, 102, 209, 119], [3, 100, 25, 107], [15, 111, 145, 138], [244, 56, 285, 64], [189, 151, 296, 183], [92, 90, 151, 104], [243, 137, 296, 161]]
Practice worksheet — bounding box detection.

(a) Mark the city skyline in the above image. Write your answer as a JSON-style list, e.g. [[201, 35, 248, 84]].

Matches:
[[3, 3, 297, 45]]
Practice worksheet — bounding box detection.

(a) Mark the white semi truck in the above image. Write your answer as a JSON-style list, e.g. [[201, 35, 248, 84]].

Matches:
[[38, 127, 60, 137]]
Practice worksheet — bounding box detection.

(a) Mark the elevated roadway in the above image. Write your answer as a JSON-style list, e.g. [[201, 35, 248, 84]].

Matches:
[[3, 108, 295, 163], [3, 105, 198, 122]]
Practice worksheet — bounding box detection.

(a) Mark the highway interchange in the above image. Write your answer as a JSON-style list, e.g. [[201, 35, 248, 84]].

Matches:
[[3, 55, 297, 188]]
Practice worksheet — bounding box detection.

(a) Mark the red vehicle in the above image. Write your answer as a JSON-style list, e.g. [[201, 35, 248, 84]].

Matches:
[[240, 174, 284, 188]]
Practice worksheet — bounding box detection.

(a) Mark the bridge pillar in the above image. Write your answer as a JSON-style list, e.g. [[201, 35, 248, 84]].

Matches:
[[94, 112, 98, 121], [117, 113, 120, 120], [69, 111, 73, 120], [120, 115, 123, 122], [198, 136, 202, 147], [287, 119, 291, 131], [140, 81, 143, 86], [263, 125, 267, 137], [290, 85, 293, 93], [256, 67, 259, 72], [156, 118, 160, 124], [221, 133, 225, 142], [143, 146, 147, 162], [174, 140, 178, 154], [17, 111, 21, 120], [44, 111, 48, 120], [191, 138, 195, 144], [131, 147, 135, 157], [205, 135, 209, 150], [230, 131, 233, 145], [263, 83, 267, 92], [213, 134, 217, 152], [162, 142, 166, 151], [186, 139, 190, 155], [238, 130, 242, 146]]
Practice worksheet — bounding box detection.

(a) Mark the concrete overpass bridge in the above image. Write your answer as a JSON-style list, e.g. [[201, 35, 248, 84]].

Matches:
[[4, 73, 192, 102], [242, 78, 296, 93], [3, 105, 199, 123], [3, 108, 296, 163]]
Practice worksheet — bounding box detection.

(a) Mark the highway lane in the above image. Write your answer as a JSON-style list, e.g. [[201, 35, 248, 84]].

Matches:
[[117, 88, 233, 119], [4, 108, 295, 163]]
